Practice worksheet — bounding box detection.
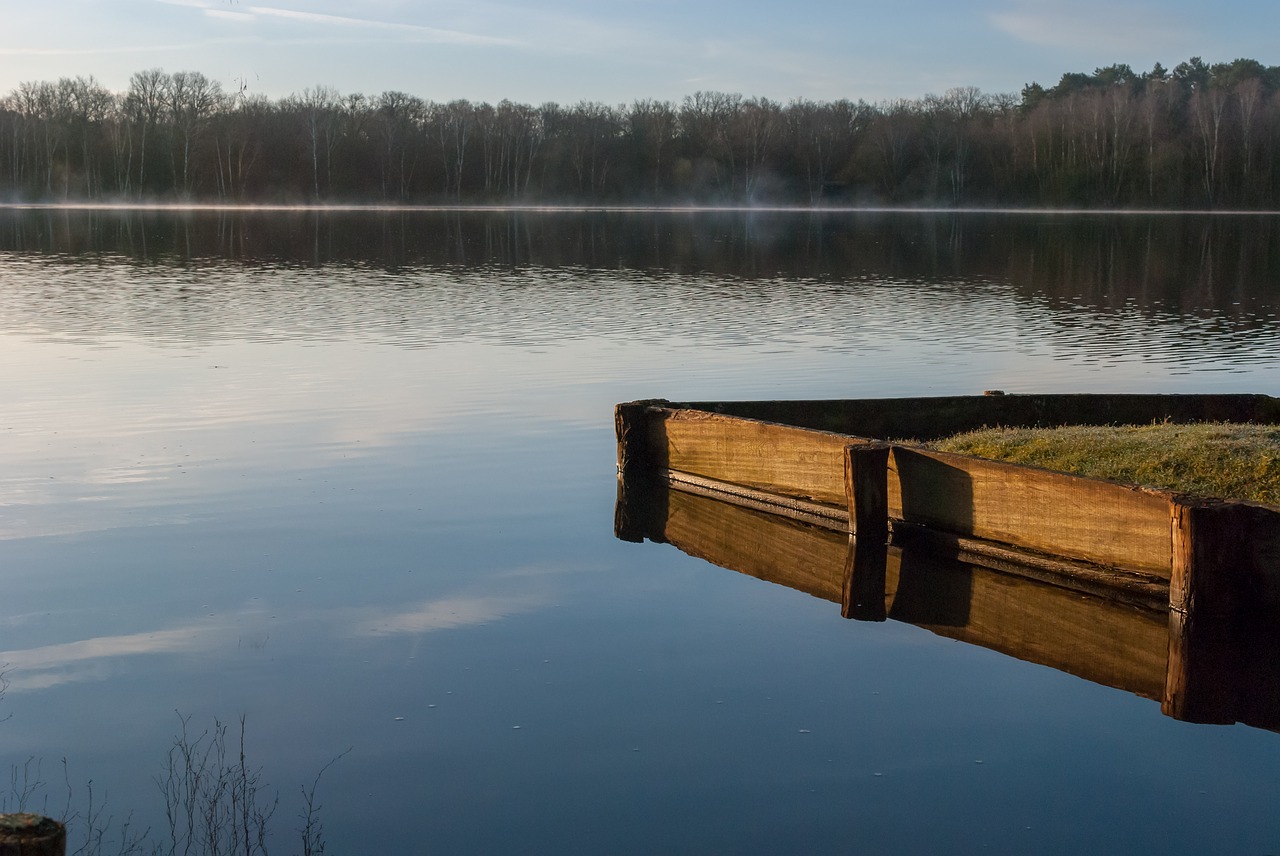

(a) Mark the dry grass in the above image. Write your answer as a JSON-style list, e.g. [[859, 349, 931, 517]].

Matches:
[[928, 422, 1280, 506]]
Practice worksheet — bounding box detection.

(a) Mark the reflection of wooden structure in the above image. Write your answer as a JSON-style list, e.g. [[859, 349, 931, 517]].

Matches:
[[616, 393, 1280, 730], [615, 479, 1280, 729]]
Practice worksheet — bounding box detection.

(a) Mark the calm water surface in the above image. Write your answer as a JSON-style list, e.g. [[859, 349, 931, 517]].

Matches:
[[2, 209, 1280, 854]]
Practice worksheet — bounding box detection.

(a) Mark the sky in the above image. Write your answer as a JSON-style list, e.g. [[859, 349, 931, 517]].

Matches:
[[1, 0, 1277, 106]]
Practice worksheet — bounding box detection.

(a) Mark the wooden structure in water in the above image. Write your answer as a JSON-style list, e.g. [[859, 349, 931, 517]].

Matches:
[[615, 393, 1280, 727], [0, 814, 66, 856]]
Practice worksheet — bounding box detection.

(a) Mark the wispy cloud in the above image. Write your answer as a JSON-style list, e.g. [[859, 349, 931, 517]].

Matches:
[[246, 5, 518, 45], [155, 0, 518, 46], [0, 44, 199, 57], [0, 624, 223, 689], [0, 589, 548, 692], [989, 1, 1191, 53], [205, 9, 256, 22]]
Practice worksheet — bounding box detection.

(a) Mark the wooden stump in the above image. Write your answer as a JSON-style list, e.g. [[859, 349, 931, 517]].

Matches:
[[0, 814, 66, 856]]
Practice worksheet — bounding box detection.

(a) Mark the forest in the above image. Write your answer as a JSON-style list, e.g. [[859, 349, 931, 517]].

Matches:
[[2, 57, 1279, 207]]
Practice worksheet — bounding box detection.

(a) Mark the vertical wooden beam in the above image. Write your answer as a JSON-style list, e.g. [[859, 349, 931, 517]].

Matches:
[[1168, 499, 1249, 620], [615, 401, 656, 480], [1163, 499, 1250, 724], [842, 443, 890, 620], [845, 442, 890, 542], [0, 814, 66, 856]]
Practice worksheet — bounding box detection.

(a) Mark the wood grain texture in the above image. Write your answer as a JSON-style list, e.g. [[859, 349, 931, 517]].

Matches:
[[889, 446, 1174, 575], [845, 443, 890, 543], [618, 396, 1280, 582], [644, 406, 875, 507]]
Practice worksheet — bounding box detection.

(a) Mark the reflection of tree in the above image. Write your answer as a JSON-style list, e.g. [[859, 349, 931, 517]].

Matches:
[[1, 713, 338, 856]]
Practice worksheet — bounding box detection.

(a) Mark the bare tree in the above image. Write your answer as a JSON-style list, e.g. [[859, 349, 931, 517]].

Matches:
[[165, 70, 225, 197]]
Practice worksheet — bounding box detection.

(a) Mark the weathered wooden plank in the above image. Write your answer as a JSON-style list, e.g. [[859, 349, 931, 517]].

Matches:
[[891, 522, 1169, 611], [618, 396, 1280, 582], [675, 393, 1280, 441], [888, 446, 1174, 575], [643, 406, 874, 507]]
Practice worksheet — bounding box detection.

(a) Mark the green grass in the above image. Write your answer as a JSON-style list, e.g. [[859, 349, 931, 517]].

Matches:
[[927, 422, 1280, 506]]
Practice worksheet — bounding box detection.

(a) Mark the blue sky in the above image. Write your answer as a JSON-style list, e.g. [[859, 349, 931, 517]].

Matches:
[[1, 0, 1277, 105]]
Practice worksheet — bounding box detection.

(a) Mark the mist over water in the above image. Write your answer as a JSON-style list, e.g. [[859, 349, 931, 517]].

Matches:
[[1, 208, 1279, 854]]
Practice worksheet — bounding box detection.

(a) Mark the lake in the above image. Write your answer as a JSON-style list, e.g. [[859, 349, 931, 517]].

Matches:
[[1, 208, 1280, 854]]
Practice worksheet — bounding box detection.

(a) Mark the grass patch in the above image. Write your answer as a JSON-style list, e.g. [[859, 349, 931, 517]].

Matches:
[[927, 422, 1280, 505]]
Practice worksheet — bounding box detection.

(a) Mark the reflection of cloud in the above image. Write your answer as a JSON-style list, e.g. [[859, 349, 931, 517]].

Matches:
[[354, 595, 544, 635], [989, 1, 1189, 52], [0, 624, 223, 690], [1, 591, 548, 692]]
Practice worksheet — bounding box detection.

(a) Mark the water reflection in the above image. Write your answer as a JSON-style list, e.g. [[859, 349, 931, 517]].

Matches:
[[3, 207, 1280, 852], [1, 208, 1276, 317], [0, 208, 1278, 378], [616, 477, 1280, 731]]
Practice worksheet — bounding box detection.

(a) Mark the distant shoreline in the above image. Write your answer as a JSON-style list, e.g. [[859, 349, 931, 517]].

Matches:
[[3, 203, 1280, 216]]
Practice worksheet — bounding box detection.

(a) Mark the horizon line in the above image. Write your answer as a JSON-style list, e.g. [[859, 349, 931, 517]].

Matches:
[[2, 203, 1279, 216]]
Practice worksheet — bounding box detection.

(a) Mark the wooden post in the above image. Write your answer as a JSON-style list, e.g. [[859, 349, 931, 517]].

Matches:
[[614, 400, 666, 481], [1163, 499, 1250, 724], [844, 443, 890, 542], [842, 443, 890, 620], [614, 400, 670, 544], [1168, 498, 1250, 619], [0, 814, 66, 856]]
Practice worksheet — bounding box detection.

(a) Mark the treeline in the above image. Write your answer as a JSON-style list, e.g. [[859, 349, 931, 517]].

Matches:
[[2, 57, 1280, 207]]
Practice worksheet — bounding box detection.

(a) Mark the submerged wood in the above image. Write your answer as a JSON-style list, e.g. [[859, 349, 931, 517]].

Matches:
[[616, 480, 1280, 729], [0, 814, 66, 856]]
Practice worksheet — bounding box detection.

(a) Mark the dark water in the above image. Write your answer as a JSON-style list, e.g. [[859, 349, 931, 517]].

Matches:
[[1, 208, 1279, 854]]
